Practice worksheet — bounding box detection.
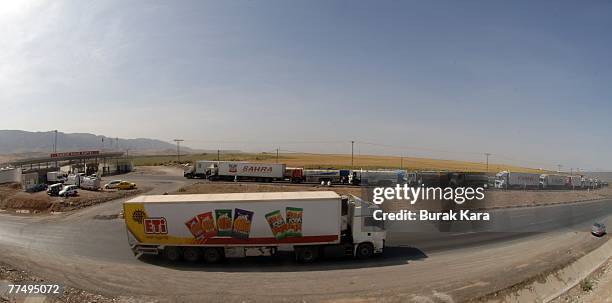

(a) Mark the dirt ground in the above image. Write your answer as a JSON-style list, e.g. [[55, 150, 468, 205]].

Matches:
[[0, 262, 116, 303], [131, 165, 185, 176], [550, 257, 612, 303], [174, 182, 612, 210], [0, 183, 148, 213]]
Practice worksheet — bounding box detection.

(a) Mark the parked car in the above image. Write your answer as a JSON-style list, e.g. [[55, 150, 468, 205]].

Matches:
[[104, 180, 123, 189], [26, 183, 48, 193], [59, 185, 79, 197], [592, 222, 606, 237], [47, 183, 63, 196], [117, 181, 137, 190]]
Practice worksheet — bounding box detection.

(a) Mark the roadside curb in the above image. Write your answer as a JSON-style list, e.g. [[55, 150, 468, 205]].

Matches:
[[486, 236, 612, 302]]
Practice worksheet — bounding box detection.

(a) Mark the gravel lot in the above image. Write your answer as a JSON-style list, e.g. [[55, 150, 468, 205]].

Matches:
[[0, 183, 148, 213]]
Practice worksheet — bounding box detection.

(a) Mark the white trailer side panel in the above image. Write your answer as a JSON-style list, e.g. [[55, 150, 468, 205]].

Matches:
[[544, 174, 565, 187], [508, 173, 540, 187], [124, 191, 341, 246], [217, 162, 285, 179]]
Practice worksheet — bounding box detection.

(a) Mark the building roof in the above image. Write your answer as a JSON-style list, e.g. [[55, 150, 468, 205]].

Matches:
[[7, 152, 124, 166], [125, 191, 340, 204]]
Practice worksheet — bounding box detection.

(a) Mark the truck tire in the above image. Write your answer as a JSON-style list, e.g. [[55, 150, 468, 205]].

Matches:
[[182, 247, 201, 262], [163, 246, 182, 262], [203, 248, 223, 263], [356, 243, 374, 259], [296, 246, 318, 263]]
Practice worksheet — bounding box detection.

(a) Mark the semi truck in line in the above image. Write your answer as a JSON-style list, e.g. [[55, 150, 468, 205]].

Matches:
[[539, 174, 566, 189], [183, 160, 219, 179], [350, 170, 408, 186], [123, 191, 386, 263], [494, 171, 541, 189], [184, 161, 298, 183], [208, 161, 286, 182], [447, 172, 490, 188], [301, 169, 351, 186], [565, 175, 583, 189]]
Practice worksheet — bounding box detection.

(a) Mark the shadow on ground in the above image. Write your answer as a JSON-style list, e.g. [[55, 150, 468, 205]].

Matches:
[[140, 246, 427, 272]]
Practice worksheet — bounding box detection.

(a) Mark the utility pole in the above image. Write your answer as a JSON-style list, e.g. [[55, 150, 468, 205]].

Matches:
[[53, 130, 58, 168], [400, 156, 403, 169], [351, 141, 355, 168], [217, 149, 220, 161], [558, 164, 562, 173], [276, 148, 279, 163], [173, 139, 184, 163], [53, 130, 58, 153], [485, 153, 491, 173]]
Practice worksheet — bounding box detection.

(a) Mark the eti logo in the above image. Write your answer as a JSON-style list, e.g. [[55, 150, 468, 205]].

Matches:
[[144, 217, 168, 234]]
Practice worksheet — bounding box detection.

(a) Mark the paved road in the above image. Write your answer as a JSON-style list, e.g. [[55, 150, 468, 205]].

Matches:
[[0, 168, 610, 302]]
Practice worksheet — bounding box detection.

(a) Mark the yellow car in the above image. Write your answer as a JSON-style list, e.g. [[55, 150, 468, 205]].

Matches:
[[117, 181, 137, 190]]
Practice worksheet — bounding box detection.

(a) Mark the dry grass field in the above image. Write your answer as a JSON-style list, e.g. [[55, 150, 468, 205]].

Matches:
[[132, 152, 547, 173]]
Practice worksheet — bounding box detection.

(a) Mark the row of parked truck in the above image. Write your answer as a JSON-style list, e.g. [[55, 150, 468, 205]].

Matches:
[[184, 161, 412, 186], [184, 161, 607, 190], [494, 171, 607, 189]]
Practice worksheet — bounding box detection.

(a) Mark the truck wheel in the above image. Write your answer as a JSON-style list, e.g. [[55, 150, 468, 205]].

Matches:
[[182, 247, 201, 262], [296, 246, 318, 263], [163, 246, 182, 262], [356, 243, 374, 259], [203, 248, 223, 263]]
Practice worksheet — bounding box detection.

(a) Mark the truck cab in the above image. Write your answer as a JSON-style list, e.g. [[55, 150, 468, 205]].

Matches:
[[494, 171, 508, 189], [345, 196, 386, 256]]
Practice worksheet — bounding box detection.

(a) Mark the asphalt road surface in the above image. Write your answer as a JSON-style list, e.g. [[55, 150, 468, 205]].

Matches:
[[0, 168, 610, 302]]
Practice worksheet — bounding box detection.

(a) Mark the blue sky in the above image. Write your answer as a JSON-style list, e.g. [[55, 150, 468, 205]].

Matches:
[[1, 1, 611, 170]]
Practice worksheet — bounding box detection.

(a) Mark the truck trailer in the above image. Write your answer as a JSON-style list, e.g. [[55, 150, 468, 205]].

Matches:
[[350, 170, 408, 186], [123, 191, 386, 263], [301, 169, 351, 186], [539, 174, 566, 189], [494, 171, 541, 189], [565, 175, 582, 189]]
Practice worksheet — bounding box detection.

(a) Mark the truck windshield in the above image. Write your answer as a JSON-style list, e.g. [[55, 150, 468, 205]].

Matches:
[[353, 197, 385, 231]]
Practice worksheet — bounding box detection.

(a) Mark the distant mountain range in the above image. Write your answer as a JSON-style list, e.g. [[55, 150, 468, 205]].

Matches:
[[0, 130, 192, 155]]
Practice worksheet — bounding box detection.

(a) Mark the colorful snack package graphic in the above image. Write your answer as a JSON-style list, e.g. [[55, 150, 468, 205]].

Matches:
[[185, 216, 205, 240], [215, 209, 233, 237], [265, 210, 287, 240], [232, 208, 254, 239], [197, 212, 217, 238], [285, 207, 303, 237]]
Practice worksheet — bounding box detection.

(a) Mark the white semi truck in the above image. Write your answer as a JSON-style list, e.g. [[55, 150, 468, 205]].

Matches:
[[123, 191, 386, 263], [494, 171, 541, 189], [184, 160, 220, 179], [184, 161, 291, 182]]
